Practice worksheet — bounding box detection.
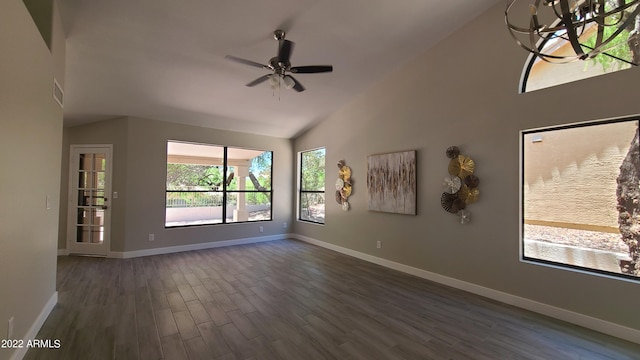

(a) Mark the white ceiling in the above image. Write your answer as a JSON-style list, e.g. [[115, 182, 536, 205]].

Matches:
[[58, 0, 501, 138]]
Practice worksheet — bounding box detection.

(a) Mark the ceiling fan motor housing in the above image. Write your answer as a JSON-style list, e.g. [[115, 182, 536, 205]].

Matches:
[[269, 57, 290, 75], [273, 29, 286, 41]]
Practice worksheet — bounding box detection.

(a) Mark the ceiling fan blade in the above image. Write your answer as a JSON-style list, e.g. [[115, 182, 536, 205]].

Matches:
[[285, 75, 305, 92], [225, 55, 269, 69], [290, 65, 333, 73], [246, 74, 271, 87], [278, 40, 294, 64]]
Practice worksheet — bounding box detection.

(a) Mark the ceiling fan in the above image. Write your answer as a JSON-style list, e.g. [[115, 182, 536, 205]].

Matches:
[[225, 30, 333, 92]]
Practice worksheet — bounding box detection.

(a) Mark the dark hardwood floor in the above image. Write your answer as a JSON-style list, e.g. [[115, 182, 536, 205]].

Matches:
[[25, 239, 640, 359]]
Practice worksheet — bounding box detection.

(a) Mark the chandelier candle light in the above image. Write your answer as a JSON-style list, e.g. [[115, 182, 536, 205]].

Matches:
[[505, 0, 640, 64]]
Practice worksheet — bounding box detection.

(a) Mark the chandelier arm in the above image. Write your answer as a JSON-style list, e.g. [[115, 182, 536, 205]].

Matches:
[[505, 1, 587, 62], [574, 7, 589, 39], [531, 0, 544, 32], [594, 0, 618, 26], [579, 42, 638, 65], [551, 0, 564, 20], [594, 0, 606, 49], [505, 0, 537, 34], [597, 1, 640, 25], [506, 0, 640, 62], [560, 0, 588, 58], [591, 5, 640, 56], [508, 1, 639, 34]]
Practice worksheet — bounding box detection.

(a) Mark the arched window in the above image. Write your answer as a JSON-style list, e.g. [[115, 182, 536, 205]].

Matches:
[[521, 23, 637, 93]]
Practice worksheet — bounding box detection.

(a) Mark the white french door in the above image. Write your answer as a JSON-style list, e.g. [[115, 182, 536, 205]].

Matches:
[[67, 145, 113, 256]]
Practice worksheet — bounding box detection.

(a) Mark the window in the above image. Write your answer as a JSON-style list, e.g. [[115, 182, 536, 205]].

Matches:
[[521, 117, 639, 280], [522, 13, 637, 92], [165, 141, 272, 227], [299, 148, 325, 224]]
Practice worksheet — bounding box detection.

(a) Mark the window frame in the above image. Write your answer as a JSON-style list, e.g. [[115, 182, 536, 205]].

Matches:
[[298, 147, 326, 224], [519, 116, 640, 282], [165, 141, 273, 228]]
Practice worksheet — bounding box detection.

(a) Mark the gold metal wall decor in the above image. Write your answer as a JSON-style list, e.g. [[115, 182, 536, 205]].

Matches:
[[441, 146, 480, 224], [335, 160, 353, 211]]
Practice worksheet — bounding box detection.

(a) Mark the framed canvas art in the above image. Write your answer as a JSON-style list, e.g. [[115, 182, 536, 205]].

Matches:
[[367, 150, 416, 215]]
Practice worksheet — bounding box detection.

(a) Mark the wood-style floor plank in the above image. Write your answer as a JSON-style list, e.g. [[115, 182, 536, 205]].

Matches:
[[24, 239, 640, 359]]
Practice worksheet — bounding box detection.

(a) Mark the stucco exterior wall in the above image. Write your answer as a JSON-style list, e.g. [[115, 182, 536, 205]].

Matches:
[[523, 120, 637, 232]]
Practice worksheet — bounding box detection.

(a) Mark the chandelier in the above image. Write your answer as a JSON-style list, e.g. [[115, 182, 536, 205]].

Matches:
[[505, 0, 640, 64]]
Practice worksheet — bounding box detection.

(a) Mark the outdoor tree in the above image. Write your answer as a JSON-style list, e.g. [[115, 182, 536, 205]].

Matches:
[[616, 130, 640, 276], [585, 3, 640, 71], [166, 164, 223, 189], [300, 149, 326, 221], [301, 149, 325, 191], [246, 151, 272, 205]]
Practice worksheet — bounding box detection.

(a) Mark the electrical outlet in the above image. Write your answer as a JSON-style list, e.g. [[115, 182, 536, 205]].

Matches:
[[259, 226, 264, 233], [283, 222, 287, 229], [8, 317, 14, 339], [376, 241, 382, 249], [148, 234, 155, 241]]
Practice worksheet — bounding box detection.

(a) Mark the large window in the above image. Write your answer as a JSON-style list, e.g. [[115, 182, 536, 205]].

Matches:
[[165, 141, 272, 227], [299, 148, 325, 224], [521, 117, 639, 280]]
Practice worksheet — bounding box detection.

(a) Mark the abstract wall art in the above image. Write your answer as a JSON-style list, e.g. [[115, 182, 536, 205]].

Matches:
[[366, 150, 416, 215]]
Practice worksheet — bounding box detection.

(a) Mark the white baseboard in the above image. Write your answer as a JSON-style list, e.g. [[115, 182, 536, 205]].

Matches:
[[291, 234, 640, 345], [107, 234, 289, 259], [10, 291, 58, 360]]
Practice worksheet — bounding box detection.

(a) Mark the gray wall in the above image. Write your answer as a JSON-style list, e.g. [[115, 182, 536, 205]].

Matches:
[[0, 1, 64, 359], [293, 3, 640, 331], [61, 117, 293, 253]]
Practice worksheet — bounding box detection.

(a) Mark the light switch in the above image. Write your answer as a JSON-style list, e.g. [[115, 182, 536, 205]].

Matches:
[[113, 191, 119, 199]]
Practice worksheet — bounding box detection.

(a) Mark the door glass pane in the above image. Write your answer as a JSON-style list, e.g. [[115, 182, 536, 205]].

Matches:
[[77, 209, 89, 225], [78, 191, 89, 206], [76, 226, 90, 243], [94, 153, 106, 171], [96, 172, 105, 189], [78, 190, 106, 206], [92, 190, 105, 206], [75, 225, 104, 244], [79, 154, 90, 170], [93, 209, 105, 226], [78, 171, 91, 188], [91, 227, 104, 243], [76, 208, 103, 225]]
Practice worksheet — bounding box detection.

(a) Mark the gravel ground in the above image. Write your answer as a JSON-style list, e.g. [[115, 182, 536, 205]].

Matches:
[[524, 224, 628, 254]]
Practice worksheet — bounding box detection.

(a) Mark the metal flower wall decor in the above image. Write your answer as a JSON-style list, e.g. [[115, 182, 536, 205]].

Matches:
[[441, 146, 480, 224], [335, 160, 353, 211]]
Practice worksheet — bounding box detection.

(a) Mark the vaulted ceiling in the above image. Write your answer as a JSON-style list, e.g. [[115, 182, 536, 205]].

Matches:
[[58, 0, 501, 138]]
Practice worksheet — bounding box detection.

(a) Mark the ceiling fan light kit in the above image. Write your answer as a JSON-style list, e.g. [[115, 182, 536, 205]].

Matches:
[[225, 30, 333, 93]]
